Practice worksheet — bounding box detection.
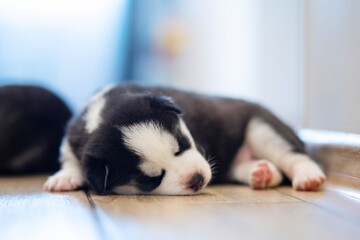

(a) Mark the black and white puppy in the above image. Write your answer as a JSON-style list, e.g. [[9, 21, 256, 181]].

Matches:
[[0, 85, 72, 174], [44, 84, 325, 195]]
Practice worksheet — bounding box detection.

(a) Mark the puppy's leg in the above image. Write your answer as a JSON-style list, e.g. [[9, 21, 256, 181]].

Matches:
[[246, 118, 325, 191], [229, 144, 283, 189], [43, 139, 85, 192]]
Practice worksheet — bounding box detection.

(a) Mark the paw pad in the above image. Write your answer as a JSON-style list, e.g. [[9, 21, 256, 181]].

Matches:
[[250, 161, 273, 189]]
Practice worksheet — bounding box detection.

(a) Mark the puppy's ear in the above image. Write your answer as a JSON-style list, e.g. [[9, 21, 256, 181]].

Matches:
[[84, 155, 109, 195], [150, 95, 183, 115]]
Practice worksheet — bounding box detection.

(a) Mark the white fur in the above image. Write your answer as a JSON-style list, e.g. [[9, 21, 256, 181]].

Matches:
[[116, 120, 212, 195], [112, 181, 146, 195], [282, 153, 326, 190], [179, 119, 195, 146], [84, 85, 114, 134], [112, 181, 140, 195], [246, 118, 293, 163], [230, 159, 283, 188], [119, 122, 178, 177], [229, 131, 282, 189], [43, 139, 85, 192], [245, 118, 325, 190], [46, 85, 114, 191]]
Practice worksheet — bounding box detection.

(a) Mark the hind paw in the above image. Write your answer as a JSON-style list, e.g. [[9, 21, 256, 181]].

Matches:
[[292, 162, 326, 191], [250, 160, 282, 189]]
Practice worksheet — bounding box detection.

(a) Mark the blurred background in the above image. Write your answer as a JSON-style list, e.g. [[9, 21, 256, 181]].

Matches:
[[0, 0, 359, 133]]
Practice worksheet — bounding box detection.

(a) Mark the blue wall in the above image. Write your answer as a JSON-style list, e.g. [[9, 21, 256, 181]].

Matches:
[[0, 0, 132, 112]]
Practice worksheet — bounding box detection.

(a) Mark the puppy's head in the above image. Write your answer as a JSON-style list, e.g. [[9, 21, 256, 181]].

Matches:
[[83, 92, 212, 195]]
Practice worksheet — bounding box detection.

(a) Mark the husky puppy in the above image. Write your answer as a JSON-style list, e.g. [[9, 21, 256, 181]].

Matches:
[[44, 84, 325, 195], [0, 85, 72, 174]]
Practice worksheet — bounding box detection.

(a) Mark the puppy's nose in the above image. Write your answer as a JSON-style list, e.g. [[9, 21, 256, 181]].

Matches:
[[187, 173, 204, 192]]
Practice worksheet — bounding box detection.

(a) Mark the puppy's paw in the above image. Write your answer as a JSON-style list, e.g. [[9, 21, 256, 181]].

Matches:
[[250, 160, 282, 189], [43, 170, 84, 192], [292, 162, 326, 191]]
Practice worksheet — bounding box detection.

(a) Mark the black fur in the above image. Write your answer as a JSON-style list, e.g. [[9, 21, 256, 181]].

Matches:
[[108, 85, 304, 183], [0, 85, 72, 174], [69, 92, 185, 194], [67, 84, 305, 193]]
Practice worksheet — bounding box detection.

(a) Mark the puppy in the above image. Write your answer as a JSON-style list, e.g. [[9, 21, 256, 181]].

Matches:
[[44, 84, 325, 195], [0, 85, 72, 174]]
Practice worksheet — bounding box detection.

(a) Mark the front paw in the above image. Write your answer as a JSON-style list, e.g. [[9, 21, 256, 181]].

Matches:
[[43, 170, 84, 192], [292, 162, 326, 191]]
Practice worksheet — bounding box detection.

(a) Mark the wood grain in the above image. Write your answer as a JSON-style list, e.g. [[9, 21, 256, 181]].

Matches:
[[1, 170, 360, 240], [0, 175, 99, 240], [277, 180, 360, 224], [326, 171, 360, 189], [89, 185, 299, 220], [89, 184, 360, 240], [0, 175, 90, 204]]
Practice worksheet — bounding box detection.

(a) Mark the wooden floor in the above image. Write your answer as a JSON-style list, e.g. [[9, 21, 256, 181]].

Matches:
[[1, 174, 360, 240]]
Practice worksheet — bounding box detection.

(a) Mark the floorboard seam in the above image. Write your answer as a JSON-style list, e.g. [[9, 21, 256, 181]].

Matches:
[[328, 170, 360, 180], [85, 191, 109, 240], [276, 189, 360, 228]]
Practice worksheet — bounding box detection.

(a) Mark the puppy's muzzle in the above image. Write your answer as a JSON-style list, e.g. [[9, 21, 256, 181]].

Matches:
[[187, 172, 205, 192]]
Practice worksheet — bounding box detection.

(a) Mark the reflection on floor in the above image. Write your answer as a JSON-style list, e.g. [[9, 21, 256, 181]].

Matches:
[[0, 174, 359, 240]]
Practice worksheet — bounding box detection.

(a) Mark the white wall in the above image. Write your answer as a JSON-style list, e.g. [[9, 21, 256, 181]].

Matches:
[[303, 0, 360, 133], [170, 0, 360, 133], [170, 0, 303, 128]]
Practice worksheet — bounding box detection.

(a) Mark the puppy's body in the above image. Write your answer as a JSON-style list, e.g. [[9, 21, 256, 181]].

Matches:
[[0, 85, 72, 174], [45, 84, 325, 194], [109, 85, 304, 183]]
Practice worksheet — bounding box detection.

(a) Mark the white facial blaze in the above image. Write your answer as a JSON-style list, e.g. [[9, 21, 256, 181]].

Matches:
[[119, 122, 178, 177], [84, 85, 114, 134], [179, 119, 195, 146], [116, 120, 212, 195]]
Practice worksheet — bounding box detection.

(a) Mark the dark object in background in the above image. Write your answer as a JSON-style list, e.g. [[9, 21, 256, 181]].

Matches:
[[0, 85, 72, 174]]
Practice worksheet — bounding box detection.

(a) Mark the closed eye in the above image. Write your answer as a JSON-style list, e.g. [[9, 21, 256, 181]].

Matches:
[[136, 169, 166, 192], [175, 135, 191, 156]]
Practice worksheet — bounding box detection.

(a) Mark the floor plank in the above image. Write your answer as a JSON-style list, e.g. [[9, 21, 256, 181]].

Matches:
[[0, 175, 100, 240], [326, 170, 360, 189], [1, 175, 360, 240], [277, 183, 360, 227], [90, 185, 299, 219], [91, 201, 360, 240], [90, 184, 360, 240]]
